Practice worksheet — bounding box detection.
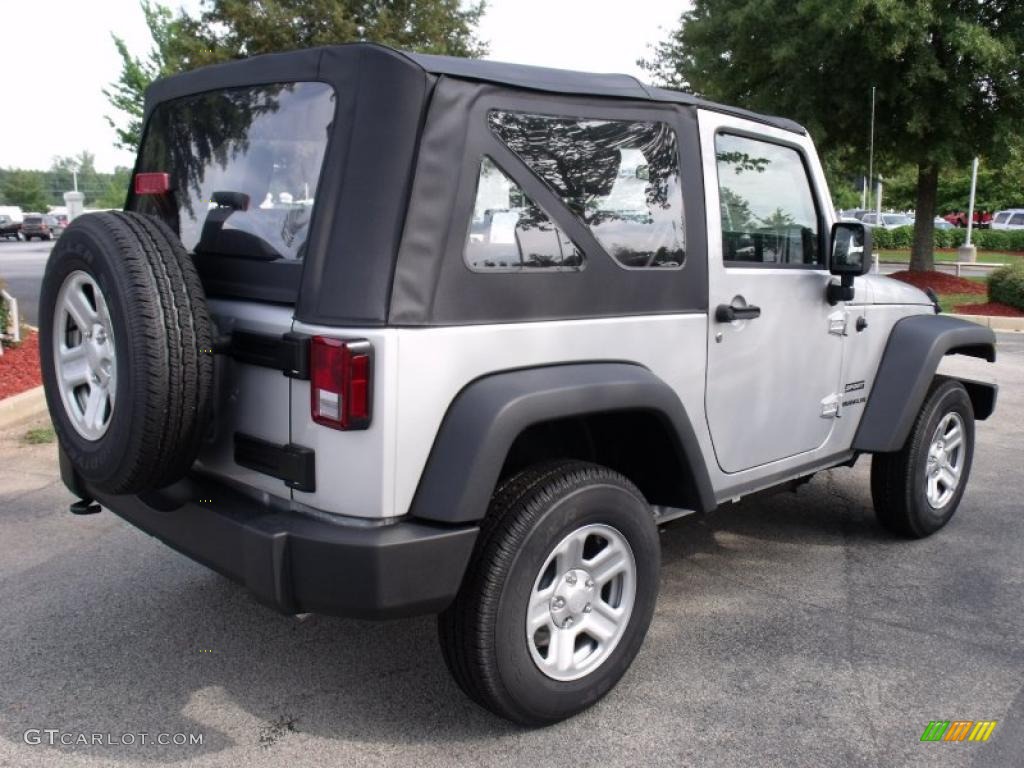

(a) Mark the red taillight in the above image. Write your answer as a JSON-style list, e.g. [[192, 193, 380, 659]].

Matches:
[[134, 172, 170, 195], [310, 337, 372, 430]]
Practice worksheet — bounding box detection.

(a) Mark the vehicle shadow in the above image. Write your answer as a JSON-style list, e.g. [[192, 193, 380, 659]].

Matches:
[[0, 468, 889, 763]]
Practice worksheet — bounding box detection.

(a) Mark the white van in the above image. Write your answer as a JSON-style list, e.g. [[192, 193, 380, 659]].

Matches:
[[991, 209, 1024, 230]]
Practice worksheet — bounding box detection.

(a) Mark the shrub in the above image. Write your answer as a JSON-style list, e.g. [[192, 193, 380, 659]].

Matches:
[[0, 278, 9, 341], [934, 228, 966, 249], [871, 227, 892, 249], [988, 261, 1024, 310], [868, 223, 1024, 253]]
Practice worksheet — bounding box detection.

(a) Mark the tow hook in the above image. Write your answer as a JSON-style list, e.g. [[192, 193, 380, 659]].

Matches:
[[69, 498, 102, 515]]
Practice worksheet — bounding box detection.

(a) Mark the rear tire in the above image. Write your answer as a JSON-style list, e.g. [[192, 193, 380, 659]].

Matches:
[[438, 461, 660, 725], [871, 379, 975, 538], [39, 211, 215, 495]]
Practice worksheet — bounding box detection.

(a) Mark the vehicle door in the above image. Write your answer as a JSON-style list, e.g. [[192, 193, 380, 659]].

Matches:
[[700, 113, 845, 473]]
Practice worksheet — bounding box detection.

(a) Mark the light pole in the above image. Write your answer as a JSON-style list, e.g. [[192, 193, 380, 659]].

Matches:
[[867, 86, 876, 211], [960, 157, 980, 263]]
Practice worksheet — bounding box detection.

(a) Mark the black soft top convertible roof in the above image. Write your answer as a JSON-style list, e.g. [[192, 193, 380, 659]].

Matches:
[[144, 43, 806, 135], [137, 44, 802, 325]]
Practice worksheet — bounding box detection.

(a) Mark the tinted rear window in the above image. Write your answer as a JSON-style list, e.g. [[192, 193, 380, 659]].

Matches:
[[133, 82, 335, 264], [24, 216, 42, 225]]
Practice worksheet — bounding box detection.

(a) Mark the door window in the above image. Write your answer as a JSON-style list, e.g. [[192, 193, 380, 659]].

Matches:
[[715, 133, 821, 266], [489, 111, 685, 269]]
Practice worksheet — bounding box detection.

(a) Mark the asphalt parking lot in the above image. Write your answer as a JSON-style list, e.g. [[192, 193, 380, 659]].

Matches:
[[0, 238, 52, 326], [0, 337, 1021, 768]]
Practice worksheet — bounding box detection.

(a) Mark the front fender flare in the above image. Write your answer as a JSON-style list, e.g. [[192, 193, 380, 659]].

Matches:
[[853, 315, 996, 453], [408, 363, 716, 525]]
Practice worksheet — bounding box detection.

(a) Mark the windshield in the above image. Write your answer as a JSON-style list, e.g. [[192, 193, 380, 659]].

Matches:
[[132, 82, 335, 263]]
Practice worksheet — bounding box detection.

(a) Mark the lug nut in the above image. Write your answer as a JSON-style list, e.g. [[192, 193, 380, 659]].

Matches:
[[563, 617, 574, 628], [583, 603, 592, 613], [552, 597, 565, 609], [565, 573, 577, 585], [585, 578, 594, 589]]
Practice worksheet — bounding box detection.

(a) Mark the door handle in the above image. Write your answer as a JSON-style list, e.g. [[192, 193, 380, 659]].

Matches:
[[715, 303, 762, 323]]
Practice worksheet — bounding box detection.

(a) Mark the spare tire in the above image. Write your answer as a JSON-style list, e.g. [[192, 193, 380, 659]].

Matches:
[[39, 211, 215, 495]]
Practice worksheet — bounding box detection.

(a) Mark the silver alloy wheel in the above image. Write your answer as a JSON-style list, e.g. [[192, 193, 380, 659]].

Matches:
[[925, 412, 965, 509], [52, 270, 117, 441], [526, 523, 636, 682]]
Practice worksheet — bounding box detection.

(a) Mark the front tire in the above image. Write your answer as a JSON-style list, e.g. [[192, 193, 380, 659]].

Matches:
[[438, 461, 660, 725], [871, 379, 975, 538]]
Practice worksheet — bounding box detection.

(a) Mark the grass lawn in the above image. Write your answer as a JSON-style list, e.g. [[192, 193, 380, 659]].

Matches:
[[879, 249, 1022, 265]]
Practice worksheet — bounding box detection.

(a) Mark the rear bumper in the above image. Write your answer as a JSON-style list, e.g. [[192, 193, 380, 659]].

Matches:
[[60, 450, 478, 619]]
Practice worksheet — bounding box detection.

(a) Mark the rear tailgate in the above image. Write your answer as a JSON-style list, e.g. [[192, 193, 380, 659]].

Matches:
[[129, 81, 337, 500], [194, 300, 297, 496]]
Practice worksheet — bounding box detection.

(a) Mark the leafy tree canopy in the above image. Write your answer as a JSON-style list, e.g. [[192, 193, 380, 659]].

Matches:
[[2, 171, 50, 213], [643, 1, 1024, 269], [106, 0, 487, 153]]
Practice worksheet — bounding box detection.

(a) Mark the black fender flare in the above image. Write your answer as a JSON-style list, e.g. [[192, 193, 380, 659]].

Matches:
[[408, 363, 716, 525], [853, 314, 996, 453]]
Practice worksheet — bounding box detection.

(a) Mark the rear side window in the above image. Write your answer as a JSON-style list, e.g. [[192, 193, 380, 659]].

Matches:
[[1010, 213, 1024, 226], [133, 82, 335, 263], [715, 133, 821, 266], [994, 212, 1010, 224], [465, 156, 584, 271], [488, 111, 685, 269]]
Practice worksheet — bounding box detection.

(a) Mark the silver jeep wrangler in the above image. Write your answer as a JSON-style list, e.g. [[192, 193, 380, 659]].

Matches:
[[39, 44, 997, 725]]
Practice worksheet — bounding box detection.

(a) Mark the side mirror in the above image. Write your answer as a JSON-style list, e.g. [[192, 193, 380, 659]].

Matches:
[[828, 222, 872, 304]]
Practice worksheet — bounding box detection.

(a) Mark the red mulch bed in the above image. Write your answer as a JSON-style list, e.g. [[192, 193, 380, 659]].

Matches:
[[953, 301, 1024, 317], [888, 270, 987, 295], [0, 331, 42, 399]]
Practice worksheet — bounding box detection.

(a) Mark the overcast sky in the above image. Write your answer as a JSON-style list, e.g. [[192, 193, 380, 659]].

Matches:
[[0, 0, 686, 173]]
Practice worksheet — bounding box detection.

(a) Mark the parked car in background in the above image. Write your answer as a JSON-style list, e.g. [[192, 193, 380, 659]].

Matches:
[[945, 211, 994, 228], [50, 213, 69, 232], [837, 208, 868, 221], [46, 214, 66, 237], [991, 209, 1024, 230], [21, 214, 55, 241], [862, 212, 914, 229], [933, 218, 955, 230], [0, 215, 22, 241]]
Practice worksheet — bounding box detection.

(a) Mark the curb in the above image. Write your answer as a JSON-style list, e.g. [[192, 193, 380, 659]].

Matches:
[[0, 386, 47, 429], [949, 313, 1024, 332]]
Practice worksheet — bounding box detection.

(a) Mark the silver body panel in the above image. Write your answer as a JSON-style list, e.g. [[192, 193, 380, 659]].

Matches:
[[193, 109, 931, 520]]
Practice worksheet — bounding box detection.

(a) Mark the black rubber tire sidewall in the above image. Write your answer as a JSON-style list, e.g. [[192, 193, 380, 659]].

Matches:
[[40, 218, 156, 490], [906, 382, 975, 534], [39, 212, 214, 495], [492, 481, 660, 723], [440, 462, 660, 725], [871, 379, 975, 538]]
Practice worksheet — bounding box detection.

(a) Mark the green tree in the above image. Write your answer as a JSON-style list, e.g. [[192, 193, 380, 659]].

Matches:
[[106, 0, 487, 154], [2, 171, 50, 212], [643, 1, 1024, 271], [94, 168, 134, 209], [104, 1, 206, 151]]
